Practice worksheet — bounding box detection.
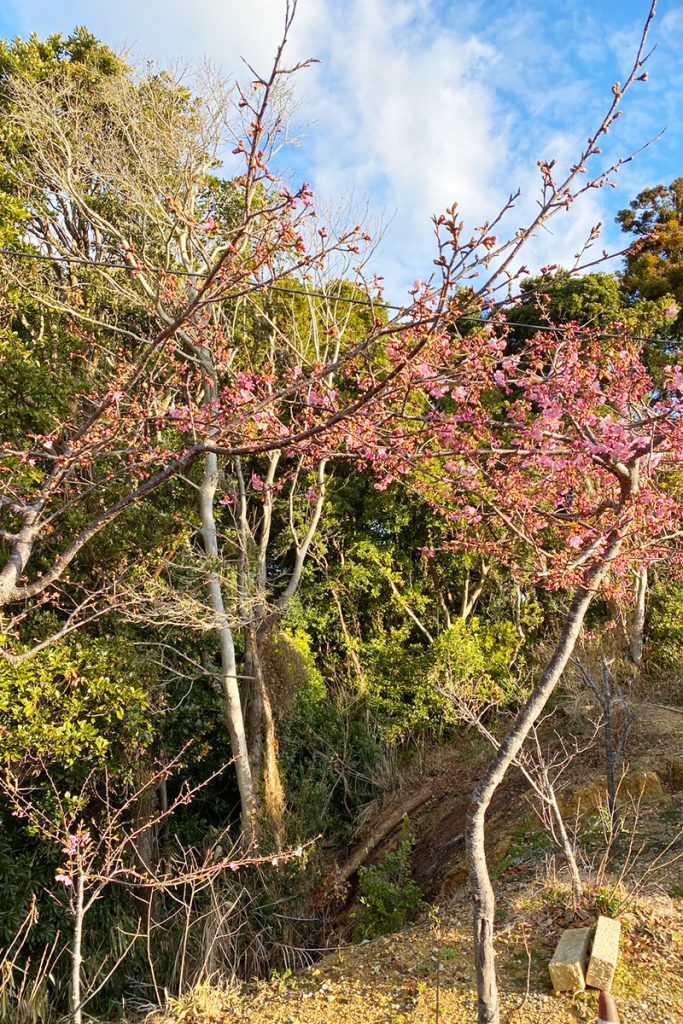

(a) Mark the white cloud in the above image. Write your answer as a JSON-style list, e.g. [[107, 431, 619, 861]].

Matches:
[[293, 0, 511, 293], [6, 0, 672, 299], [6, 0, 306, 76]]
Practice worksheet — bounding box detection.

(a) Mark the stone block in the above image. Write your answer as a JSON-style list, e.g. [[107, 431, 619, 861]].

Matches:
[[586, 915, 621, 991], [548, 927, 591, 992]]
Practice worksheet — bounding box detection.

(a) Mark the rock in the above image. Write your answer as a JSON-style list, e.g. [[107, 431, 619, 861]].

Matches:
[[548, 926, 592, 993], [586, 915, 621, 991], [560, 770, 663, 815], [558, 776, 609, 815], [667, 756, 683, 792], [620, 770, 663, 801]]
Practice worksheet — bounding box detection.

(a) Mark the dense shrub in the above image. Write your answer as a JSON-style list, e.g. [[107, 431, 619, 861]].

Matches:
[[352, 820, 423, 940]]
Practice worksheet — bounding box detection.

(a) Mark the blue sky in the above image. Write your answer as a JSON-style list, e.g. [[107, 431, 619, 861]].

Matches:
[[1, 1, 681, 300]]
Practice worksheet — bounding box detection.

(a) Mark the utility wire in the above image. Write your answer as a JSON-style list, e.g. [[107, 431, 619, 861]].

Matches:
[[9, 246, 404, 295], [0, 245, 676, 347]]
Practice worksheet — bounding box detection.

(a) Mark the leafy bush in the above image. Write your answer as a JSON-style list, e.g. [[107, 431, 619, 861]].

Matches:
[[644, 578, 683, 680], [366, 617, 526, 739], [282, 681, 385, 846], [0, 634, 155, 771], [352, 820, 423, 940]]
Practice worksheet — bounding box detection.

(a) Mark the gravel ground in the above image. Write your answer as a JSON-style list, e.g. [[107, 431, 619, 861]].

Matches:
[[153, 704, 683, 1024], [155, 893, 683, 1024]]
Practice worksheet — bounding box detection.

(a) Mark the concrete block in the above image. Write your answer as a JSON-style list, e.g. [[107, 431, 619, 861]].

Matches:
[[549, 927, 591, 992], [586, 915, 621, 991]]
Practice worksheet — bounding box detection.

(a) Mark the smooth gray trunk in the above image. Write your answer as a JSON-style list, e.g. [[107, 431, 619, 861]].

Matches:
[[71, 871, 84, 1024], [629, 567, 647, 667], [466, 531, 622, 1024], [200, 450, 256, 846]]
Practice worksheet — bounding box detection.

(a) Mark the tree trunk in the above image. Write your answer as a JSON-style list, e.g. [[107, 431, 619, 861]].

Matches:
[[466, 532, 622, 1024], [71, 871, 84, 1024], [200, 450, 256, 846], [260, 675, 285, 847], [530, 733, 583, 898], [601, 658, 621, 842], [130, 768, 160, 934], [629, 567, 647, 667], [548, 789, 583, 900], [132, 770, 157, 873], [246, 625, 285, 846], [461, 561, 490, 621], [334, 782, 435, 888]]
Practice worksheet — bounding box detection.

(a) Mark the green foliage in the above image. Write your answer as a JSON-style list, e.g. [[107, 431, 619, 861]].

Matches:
[[0, 28, 122, 85], [352, 820, 423, 940], [0, 814, 64, 951], [0, 29, 124, 246], [508, 269, 680, 376], [0, 327, 85, 440], [432, 616, 525, 702], [297, 476, 536, 740], [643, 578, 683, 677], [0, 635, 154, 771], [509, 271, 629, 336], [594, 885, 627, 918], [365, 616, 526, 739], [282, 677, 385, 846], [617, 178, 683, 332]]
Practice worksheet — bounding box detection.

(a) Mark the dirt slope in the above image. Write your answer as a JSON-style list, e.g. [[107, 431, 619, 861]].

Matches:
[[156, 701, 683, 1024], [156, 886, 683, 1024]]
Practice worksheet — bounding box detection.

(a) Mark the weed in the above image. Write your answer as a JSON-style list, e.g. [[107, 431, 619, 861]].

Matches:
[[352, 819, 423, 941], [594, 885, 627, 917]]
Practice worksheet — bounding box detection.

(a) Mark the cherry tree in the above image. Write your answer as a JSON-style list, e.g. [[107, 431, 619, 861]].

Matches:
[[0, 8, 415, 843], [0, 752, 310, 1024], [0, 0, 661, 866], [383, 317, 683, 1022]]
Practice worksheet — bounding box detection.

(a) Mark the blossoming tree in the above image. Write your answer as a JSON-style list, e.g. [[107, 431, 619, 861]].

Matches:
[[0, 0, 661, 871], [380, 315, 683, 1022]]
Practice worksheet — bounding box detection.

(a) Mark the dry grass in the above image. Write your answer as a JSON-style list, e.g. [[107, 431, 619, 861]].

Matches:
[[147, 698, 683, 1024], [147, 883, 683, 1024]]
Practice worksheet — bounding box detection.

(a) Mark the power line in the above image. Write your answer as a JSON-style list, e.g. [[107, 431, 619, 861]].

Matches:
[[0, 245, 675, 348], [0, 245, 406, 310]]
